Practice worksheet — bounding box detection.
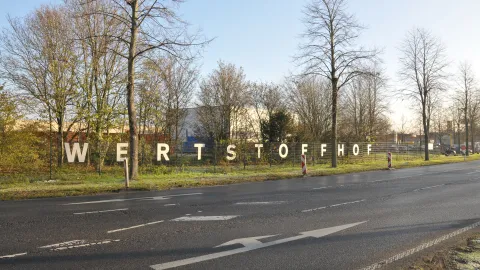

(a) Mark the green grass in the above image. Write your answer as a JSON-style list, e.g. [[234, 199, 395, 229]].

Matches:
[[1, 154, 480, 200]]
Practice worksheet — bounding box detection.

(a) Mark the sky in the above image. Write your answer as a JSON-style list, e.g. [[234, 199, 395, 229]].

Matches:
[[1, 0, 480, 130]]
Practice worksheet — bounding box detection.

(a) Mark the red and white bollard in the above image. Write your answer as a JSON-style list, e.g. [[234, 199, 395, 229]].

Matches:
[[301, 154, 307, 175], [387, 152, 392, 169]]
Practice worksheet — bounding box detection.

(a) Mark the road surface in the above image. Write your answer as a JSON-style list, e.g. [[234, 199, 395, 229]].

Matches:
[[1, 161, 480, 269]]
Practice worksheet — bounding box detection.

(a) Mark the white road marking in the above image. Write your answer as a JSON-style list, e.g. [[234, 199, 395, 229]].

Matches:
[[73, 208, 128, 215], [164, 204, 177, 207], [63, 193, 203, 205], [466, 171, 477, 175], [301, 206, 327, 213], [302, 199, 366, 213], [150, 221, 366, 270], [107, 220, 164, 233], [39, 240, 86, 249], [360, 220, 480, 270], [413, 184, 444, 192], [171, 216, 238, 221], [235, 201, 286, 205], [40, 240, 119, 251], [215, 235, 278, 248], [330, 199, 366, 208], [313, 186, 331, 190], [0, 252, 27, 259]]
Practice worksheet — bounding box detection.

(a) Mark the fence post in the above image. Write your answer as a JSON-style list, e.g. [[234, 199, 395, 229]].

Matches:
[[213, 142, 217, 173], [387, 152, 392, 169], [124, 158, 129, 189]]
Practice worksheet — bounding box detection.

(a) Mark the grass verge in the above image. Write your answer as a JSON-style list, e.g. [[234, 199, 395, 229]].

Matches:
[[1, 154, 480, 200], [410, 233, 480, 269]]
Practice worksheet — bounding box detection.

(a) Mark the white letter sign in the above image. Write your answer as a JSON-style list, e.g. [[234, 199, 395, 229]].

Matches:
[[353, 144, 359, 156], [227, 145, 237, 161], [65, 143, 89, 163], [321, 144, 327, 157], [338, 144, 345, 156], [302, 144, 308, 155], [255, 144, 263, 159], [367, 144, 372, 155], [279, 144, 288, 158], [194, 143, 205, 160], [116, 143, 128, 162], [157, 143, 170, 161]]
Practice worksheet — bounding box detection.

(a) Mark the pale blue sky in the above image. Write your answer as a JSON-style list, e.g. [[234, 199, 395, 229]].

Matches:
[[2, 0, 480, 129]]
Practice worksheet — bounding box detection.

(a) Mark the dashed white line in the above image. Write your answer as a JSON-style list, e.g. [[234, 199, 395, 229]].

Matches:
[[64, 193, 203, 205], [413, 184, 444, 192], [301, 206, 327, 213], [73, 208, 128, 215], [164, 204, 178, 207], [40, 240, 120, 251], [360, 220, 480, 270], [171, 216, 238, 221], [330, 199, 366, 208], [0, 252, 27, 259], [40, 240, 86, 249], [235, 201, 286, 205], [302, 199, 366, 213], [312, 186, 331, 190], [107, 220, 164, 233]]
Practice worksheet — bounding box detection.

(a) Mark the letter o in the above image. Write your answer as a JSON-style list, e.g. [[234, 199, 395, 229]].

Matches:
[[353, 144, 360, 156], [279, 144, 288, 158]]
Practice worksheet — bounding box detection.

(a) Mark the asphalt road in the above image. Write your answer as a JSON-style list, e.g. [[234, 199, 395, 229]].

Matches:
[[1, 161, 480, 269]]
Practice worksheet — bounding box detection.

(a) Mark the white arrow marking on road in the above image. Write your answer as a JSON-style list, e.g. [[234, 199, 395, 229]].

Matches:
[[63, 193, 202, 205], [215, 235, 278, 248], [150, 221, 367, 270]]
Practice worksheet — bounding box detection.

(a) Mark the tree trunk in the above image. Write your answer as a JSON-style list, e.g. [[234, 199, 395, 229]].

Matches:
[[57, 119, 64, 167], [127, 0, 139, 180], [331, 77, 338, 167], [471, 122, 475, 154], [422, 105, 429, 161], [465, 114, 469, 156]]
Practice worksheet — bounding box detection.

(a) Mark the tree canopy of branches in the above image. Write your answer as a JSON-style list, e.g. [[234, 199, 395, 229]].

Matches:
[[398, 28, 448, 161], [297, 0, 377, 167], [0, 5, 79, 167], [81, 0, 208, 179], [195, 61, 250, 143], [339, 65, 389, 142], [286, 77, 332, 142]]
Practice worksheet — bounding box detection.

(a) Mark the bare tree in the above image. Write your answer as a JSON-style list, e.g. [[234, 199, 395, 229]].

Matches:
[[296, 0, 377, 167], [68, 0, 126, 169], [195, 61, 250, 143], [339, 65, 389, 142], [398, 28, 448, 161], [455, 62, 478, 155], [286, 77, 332, 142], [137, 55, 197, 156], [81, 0, 208, 179], [251, 82, 285, 140]]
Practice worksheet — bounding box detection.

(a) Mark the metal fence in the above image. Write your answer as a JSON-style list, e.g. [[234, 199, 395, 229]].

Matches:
[[99, 142, 443, 173]]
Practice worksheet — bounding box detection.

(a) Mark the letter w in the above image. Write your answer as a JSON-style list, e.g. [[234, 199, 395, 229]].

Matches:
[[65, 143, 89, 163]]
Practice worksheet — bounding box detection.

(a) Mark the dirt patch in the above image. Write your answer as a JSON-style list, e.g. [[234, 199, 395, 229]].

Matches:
[[408, 233, 480, 270]]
